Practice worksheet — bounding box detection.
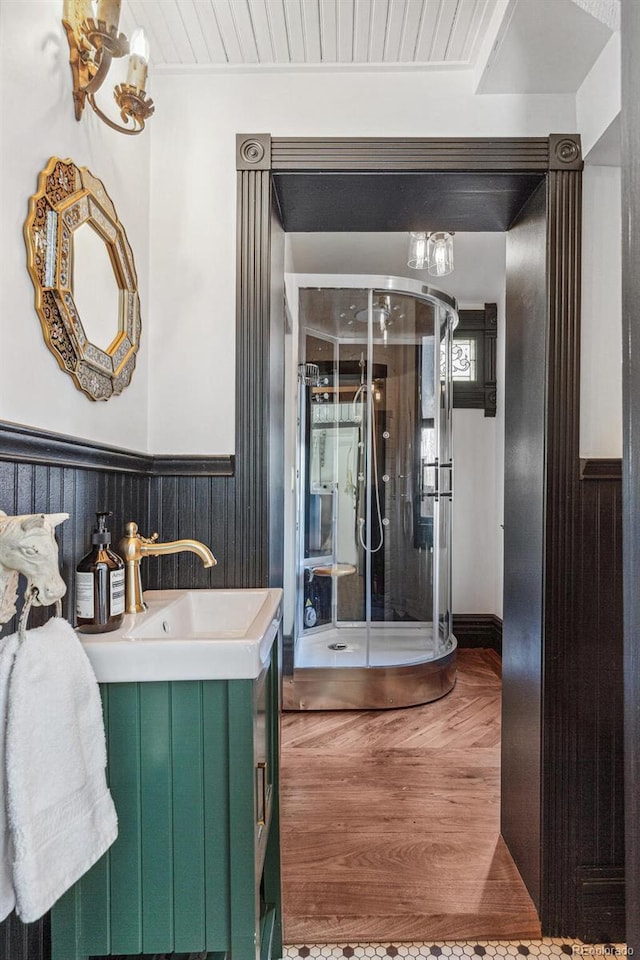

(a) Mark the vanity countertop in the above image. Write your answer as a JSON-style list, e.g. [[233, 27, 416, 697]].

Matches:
[[79, 587, 282, 683]]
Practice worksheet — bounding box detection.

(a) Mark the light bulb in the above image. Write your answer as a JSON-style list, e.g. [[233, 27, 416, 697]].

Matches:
[[434, 244, 447, 275], [126, 27, 150, 92], [408, 231, 428, 269], [129, 26, 150, 62], [426, 232, 454, 277]]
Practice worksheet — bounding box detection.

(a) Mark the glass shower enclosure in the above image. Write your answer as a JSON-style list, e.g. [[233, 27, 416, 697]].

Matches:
[[283, 275, 458, 710]]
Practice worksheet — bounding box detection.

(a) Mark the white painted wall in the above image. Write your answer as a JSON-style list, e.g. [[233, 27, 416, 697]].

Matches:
[[0, 1, 151, 451], [450, 283, 506, 618], [576, 32, 621, 159], [580, 163, 622, 458], [149, 68, 574, 454], [452, 410, 498, 613]]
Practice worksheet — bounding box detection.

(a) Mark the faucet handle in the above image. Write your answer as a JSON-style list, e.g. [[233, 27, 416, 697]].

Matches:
[[124, 521, 159, 544], [138, 531, 159, 545]]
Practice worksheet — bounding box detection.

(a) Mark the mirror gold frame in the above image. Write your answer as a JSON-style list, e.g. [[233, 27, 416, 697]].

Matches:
[[24, 157, 141, 401]]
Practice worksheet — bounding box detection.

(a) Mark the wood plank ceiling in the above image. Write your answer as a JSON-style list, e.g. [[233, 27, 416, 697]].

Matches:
[[124, 0, 498, 68]]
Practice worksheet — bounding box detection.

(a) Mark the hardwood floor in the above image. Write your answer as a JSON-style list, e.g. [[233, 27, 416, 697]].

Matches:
[[280, 648, 541, 944]]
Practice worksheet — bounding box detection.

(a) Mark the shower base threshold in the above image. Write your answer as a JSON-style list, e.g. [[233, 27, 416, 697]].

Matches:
[[283, 636, 457, 710], [294, 624, 444, 669]]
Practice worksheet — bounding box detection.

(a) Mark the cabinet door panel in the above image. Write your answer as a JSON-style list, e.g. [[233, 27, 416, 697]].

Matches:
[[139, 682, 174, 952], [228, 677, 261, 956], [106, 684, 143, 955], [171, 681, 207, 952], [202, 681, 232, 944]]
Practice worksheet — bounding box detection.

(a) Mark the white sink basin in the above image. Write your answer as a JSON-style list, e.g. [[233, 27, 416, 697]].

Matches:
[[79, 588, 282, 683]]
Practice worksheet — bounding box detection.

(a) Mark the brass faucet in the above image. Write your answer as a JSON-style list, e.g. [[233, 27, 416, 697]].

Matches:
[[119, 521, 217, 613]]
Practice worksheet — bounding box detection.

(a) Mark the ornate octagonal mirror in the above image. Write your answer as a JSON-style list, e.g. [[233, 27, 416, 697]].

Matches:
[[24, 157, 141, 401]]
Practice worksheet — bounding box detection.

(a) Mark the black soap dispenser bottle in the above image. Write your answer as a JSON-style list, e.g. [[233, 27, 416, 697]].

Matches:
[[76, 512, 126, 634]]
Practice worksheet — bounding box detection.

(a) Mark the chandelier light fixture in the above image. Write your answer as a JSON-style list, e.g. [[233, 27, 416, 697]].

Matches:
[[407, 231, 455, 277], [62, 0, 154, 135]]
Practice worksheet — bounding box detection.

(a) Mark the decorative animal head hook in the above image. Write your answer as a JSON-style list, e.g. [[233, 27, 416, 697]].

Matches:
[[0, 511, 69, 625]]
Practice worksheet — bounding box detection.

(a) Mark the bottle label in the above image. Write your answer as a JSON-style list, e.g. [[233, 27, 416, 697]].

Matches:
[[76, 572, 95, 619], [110, 568, 125, 617]]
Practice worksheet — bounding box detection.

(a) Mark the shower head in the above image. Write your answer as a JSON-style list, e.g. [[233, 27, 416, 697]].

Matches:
[[355, 293, 393, 324], [354, 302, 391, 324]]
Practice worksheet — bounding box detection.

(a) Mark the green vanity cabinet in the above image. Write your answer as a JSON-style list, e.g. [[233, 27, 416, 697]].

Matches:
[[51, 632, 282, 960]]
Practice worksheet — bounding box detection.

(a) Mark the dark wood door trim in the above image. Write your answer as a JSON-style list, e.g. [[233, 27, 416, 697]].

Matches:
[[542, 166, 583, 932], [269, 136, 551, 170], [621, 0, 640, 952], [235, 133, 585, 935], [234, 163, 273, 588]]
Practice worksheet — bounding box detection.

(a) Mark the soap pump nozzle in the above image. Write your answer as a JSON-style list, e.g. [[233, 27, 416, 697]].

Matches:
[[92, 511, 113, 547]]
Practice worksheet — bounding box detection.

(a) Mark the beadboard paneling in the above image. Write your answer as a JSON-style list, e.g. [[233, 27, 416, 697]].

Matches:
[[573, 468, 625, 943], [0, 459, 149, 639], [145, 474, 235, 590]]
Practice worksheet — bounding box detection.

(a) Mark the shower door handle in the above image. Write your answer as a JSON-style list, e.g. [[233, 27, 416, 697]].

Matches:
[[440, 460, 453, 500], [423, 458, 439, 500]]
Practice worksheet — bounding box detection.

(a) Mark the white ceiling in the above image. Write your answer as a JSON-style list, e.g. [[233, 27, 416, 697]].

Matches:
[[123, 0, 616, 97], [125, 0, 499, 68], [287, 232, 508, 305], [477, 0, 615, 94]]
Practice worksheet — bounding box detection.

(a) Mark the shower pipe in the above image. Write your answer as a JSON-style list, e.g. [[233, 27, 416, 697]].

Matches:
[[352, 381, 384, 554]]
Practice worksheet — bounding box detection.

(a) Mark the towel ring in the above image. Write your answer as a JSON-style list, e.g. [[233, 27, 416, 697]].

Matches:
[[17, 587, 63, 643]]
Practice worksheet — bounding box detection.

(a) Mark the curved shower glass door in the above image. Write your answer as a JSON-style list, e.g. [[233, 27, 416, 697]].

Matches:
[[285, 275, 457, 710]]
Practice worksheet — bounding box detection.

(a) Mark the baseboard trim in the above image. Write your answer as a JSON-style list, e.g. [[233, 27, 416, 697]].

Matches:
[[453, 613, 502, 653], [0, 420, 234, 477], [575, 865, 625, 943]]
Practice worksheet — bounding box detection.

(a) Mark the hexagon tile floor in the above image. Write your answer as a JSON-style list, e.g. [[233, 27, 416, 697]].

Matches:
[[283, 941, 629, 959]]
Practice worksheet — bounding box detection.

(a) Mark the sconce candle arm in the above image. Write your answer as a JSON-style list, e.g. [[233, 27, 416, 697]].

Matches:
[[87, 90, 153, 136], [83, 46, 113, 95]]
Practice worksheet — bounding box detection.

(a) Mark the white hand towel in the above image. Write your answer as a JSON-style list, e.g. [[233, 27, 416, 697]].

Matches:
[[5, 618, 118, 923], [0, 632, 18, 921]]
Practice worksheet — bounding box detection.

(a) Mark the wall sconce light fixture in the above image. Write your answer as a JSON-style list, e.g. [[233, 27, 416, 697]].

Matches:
[[62, 0, 154, 135], [407, 231, 455, 277]]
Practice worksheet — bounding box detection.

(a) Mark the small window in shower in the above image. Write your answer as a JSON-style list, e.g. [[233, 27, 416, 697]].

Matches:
[[440, 337, 477, 382], [448, 303, 498, 416]]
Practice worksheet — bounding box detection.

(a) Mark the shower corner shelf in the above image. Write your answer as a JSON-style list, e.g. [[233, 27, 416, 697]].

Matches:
[[310, 563, 356, 579]]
